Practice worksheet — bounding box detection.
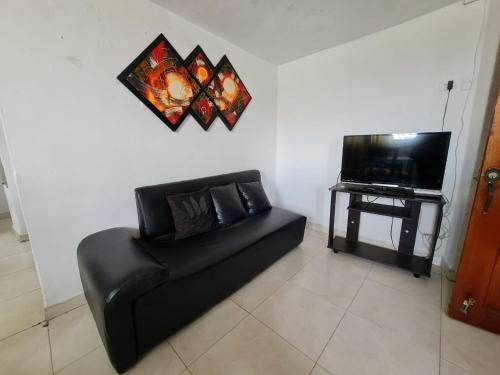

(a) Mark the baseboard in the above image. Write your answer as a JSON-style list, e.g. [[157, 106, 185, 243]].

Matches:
[[305, 221, 328, 234], [10, 224, 30, 242], [440, 257, 457, 282], [0, 213, 29, 241], [45, 293, 87, 321]]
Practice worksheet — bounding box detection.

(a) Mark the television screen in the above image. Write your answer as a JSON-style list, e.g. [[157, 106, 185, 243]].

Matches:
[[341, 132, 451, 190]]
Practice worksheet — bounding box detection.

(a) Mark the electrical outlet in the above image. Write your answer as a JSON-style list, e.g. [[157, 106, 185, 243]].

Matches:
[[439, 80, 454, 92]]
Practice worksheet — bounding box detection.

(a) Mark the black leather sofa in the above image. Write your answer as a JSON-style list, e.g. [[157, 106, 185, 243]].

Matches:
[[77, 170, 306, 373]]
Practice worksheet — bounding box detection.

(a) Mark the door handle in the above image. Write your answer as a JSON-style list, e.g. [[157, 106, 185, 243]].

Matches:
[[483, 168, 499, 214]]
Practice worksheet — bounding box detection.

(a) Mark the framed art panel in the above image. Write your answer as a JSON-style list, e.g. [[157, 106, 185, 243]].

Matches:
[[117, 34, 201, 131], [185, 45, 215, 88], [190, 92, 218, 131], [205, 55, 252, 130]]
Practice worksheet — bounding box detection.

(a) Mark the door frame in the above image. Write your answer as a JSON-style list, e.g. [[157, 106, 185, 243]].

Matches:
[[0, 106, 29, 238], [448, 82, 500, 332]]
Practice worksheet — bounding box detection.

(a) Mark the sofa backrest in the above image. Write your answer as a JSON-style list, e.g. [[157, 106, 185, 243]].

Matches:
[[135, 170, 261, 240]]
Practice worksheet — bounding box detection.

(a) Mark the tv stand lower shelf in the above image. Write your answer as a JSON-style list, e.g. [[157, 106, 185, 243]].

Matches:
[[330, 237, 430, 277], [328, 183, 445, 278]]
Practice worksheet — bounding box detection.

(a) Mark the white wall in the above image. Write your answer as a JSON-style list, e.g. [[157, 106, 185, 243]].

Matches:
[[276, 1, 487, 264], [0, 187, 8, 214], [0, 162, 8, 215], [441, 0, 500, 273], [0, 0, 277, 306]]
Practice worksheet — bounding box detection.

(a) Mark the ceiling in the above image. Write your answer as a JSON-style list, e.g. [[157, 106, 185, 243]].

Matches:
[[152, 0, 458, 65]]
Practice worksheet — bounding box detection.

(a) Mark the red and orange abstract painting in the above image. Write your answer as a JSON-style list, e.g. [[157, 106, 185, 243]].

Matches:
[[118, 35, 251, 132], [185, 46, 215, 88], [206, 56, 252, 130], [190, 92, 217, 130], [117, 34, 201, 131], [185, 46, 218, 130]]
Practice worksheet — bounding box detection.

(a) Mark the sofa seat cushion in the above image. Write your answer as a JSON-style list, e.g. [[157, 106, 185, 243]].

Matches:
[[139, 207, 305, 280]]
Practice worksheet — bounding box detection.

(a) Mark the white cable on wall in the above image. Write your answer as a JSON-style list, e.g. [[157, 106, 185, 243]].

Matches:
[[419, 0, 489, 255]]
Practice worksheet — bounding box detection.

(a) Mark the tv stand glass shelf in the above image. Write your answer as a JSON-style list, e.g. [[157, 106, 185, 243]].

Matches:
[[328, 183, 445, 278]]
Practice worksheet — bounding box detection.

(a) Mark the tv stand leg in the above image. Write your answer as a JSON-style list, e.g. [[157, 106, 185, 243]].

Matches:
[[413, 273, 421, 278], [333, 250, 339, 253]]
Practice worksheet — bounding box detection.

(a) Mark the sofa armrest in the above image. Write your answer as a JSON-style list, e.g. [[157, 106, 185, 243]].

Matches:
[[77, 228, 168, 373]]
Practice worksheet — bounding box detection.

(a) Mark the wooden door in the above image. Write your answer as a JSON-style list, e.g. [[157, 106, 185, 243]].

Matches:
[[448, 92, 500, 333]]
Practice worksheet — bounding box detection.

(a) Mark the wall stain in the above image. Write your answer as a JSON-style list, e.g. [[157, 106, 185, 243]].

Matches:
[[65, 56, 82, 68]]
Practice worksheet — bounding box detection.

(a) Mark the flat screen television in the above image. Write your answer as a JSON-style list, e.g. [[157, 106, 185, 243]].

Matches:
[[341, 131, 452, 190]]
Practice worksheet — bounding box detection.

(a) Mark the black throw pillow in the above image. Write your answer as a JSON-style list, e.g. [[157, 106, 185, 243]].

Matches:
[[237, 181, 272, 215], [209, 183, 247, 226], [166, 188, 216, 240]]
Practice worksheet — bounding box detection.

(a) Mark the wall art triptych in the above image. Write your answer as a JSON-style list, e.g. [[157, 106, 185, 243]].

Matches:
[[117, 34, 251, 131]]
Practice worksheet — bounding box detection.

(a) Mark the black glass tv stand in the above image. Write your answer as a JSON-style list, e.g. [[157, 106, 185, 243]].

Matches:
[[328, 183, 445, 277]]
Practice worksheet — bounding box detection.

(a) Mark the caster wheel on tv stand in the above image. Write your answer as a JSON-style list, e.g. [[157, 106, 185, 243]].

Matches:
[[413, 273, 421, 278]]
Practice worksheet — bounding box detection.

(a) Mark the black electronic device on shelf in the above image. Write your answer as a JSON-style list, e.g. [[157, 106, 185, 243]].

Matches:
[[346, 184, 415, 198], [328, 132, 451, 277]]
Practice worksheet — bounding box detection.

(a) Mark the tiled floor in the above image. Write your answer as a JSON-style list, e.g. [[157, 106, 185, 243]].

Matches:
[[0, 219, 44, 343], [1, 221, 500, 374]]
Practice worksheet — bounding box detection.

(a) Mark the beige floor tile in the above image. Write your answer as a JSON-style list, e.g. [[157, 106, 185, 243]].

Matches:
[[55, 343, 185, 375], [0, 289, 44, 339], [266, 248, 312, 280], [253, 282, 344, 360], [299, 230, 330, 258], [0, 324, 52, 375], [0, 240, 31, 259], [0, 218, 13, 228], [55, 346, 116, 375], [169, 299, 247, 365], [0, 219, 18, 235], [128, 341, 185, 375], [49, 304, 103, 372], [291, 251, 371, 309], [441, 359, 476, 375], [231, 269, 288, 311], [310, 365, 332, 375], [0, 230, 20, 244], [319, 312, 439, 375], [368, 263, 441, 306], [349, 279, 441, 353], [0, 267, 40, 301], [189, 315, 314, 375], [180, 371, 191, 375], [45, 294, 87, 321], [441, 313, 500, 375], [0, 252, 34, 277]]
